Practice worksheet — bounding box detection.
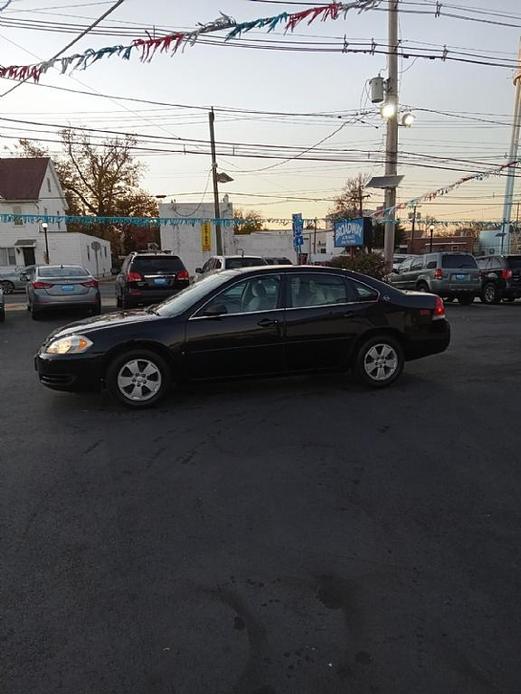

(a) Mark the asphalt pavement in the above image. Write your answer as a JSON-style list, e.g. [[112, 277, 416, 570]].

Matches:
[[1, 287, 521, 694]]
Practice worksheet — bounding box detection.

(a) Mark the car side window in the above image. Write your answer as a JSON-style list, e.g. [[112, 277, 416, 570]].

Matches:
[[349, 280, 379, 302], [201, 275, 281, 315], [411, 257, 424, 271], [201, 259, 212, 273], [400, 259, 412, 272], [426, 260, 437, 269], [288, 273, 349, 308]]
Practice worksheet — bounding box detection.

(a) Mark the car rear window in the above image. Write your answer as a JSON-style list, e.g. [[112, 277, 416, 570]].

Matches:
[[39, 266, 89, 278], [441, 255, 478, 269], [131, 256, 185, 273], [225, 257, 266, 269], [506, 256, 521, 269]]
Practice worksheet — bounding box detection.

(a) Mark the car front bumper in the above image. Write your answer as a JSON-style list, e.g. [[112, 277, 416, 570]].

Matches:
[[35, 351, 105, 392]]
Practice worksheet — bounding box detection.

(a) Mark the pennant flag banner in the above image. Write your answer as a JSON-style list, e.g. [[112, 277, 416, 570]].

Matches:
[[0, 213, 295, 227], [373, 158, 520, 222], [0, 1, 380, 83]]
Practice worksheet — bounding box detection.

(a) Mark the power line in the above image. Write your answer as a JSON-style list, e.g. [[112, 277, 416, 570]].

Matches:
[[0, 0, 127, 99]]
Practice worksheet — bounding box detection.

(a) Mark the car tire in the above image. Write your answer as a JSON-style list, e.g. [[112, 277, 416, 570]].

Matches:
[[353, 335, 404, 388], [481, 282, 500, 304], [106, 349, 171, 408], [31, 306, 42, 320], [91, 300, 102, 315], [416, 282, 429, 292], [0, 307, 5, 322], [458, 294, 474, 306], [116, 294, 122, 308], [121, 295, 133, 310], [1, 280, 14, 295]]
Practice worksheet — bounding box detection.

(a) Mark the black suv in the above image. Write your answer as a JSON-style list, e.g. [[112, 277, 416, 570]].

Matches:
[[115, 252, 190, 309], [476, 254, 521, 304]]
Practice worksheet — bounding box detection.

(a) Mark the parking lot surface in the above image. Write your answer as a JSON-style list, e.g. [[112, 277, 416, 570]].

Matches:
[[1, 290, 521, 694]]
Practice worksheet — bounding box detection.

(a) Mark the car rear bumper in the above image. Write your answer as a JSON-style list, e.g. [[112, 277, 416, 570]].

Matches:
[[405, 319, 451, 360], [33, 289, 100, 307], [35, 352, 104, 392], [430, 280, 481, 296], [125, 287, 187, 304]]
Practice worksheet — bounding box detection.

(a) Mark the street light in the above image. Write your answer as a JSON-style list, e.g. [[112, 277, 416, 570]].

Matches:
[[41, 222, 50, 264], [401, 111, 416, 127], [429, 224, 435, 252], [381, 101, 397, 120]]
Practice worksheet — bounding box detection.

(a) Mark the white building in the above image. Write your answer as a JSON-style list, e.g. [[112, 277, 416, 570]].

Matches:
[[0, 157, 111, 277], [159, 197, 299, 273]]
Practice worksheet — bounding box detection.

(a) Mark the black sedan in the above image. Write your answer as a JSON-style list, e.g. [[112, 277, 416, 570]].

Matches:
[[35, 266, 450, 408]]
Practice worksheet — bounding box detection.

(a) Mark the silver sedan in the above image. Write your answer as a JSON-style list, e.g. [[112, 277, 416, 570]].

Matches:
[[0, 268, 27, 294], [26, 265, 101, 320]]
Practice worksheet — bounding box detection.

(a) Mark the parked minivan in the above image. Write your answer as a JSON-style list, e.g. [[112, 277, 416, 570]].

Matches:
[[389, 252, 481, 304]]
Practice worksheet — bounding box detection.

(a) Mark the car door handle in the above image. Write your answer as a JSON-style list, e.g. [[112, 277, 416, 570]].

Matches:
[[257, 318, 279, 327]]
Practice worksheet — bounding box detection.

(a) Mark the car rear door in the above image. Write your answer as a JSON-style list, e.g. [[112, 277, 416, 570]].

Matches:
[[184, 273, 285, 378], [283, 271, 369, 371]]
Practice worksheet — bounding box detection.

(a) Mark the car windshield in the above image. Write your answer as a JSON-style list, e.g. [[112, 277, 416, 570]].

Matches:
[[225, 257, 266, 269], [39, 266, 89, 278], [132, 256, 184, 273], [441, 255, 477, 269], [507, 256, 521, 269], [154, 272, 236, 317]]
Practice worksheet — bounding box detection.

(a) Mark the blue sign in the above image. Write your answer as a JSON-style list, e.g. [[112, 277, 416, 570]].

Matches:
[[292, 213, 304, 250], [334, 218, 365, 247]]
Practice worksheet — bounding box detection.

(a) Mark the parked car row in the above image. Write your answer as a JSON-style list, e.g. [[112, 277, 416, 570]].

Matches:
[[389, 251, 521, 305]]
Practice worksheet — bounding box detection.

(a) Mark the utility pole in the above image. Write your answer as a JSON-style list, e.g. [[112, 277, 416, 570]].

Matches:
[[501, 40, 521, 254], [313, 218, 318, 254], [409, 205, 417, 253], [209, 107, 223, 255], [383, 0, 399, 270]]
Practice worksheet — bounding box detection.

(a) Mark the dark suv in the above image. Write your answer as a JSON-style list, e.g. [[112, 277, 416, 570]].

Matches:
[[115, 252, 189, 309], [476, 254, 521, 304], [390, 252, 481, 304]]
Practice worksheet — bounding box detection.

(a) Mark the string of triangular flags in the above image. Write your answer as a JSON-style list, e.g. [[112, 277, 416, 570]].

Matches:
[[0, 1, 380, 83], [374, 159, 520, 220]]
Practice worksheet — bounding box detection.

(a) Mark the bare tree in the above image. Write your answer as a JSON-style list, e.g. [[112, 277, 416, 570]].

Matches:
[[329, 173, 371, 222]]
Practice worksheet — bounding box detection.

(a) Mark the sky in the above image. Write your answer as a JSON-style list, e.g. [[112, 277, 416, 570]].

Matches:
[[0, 0, 520, 230]]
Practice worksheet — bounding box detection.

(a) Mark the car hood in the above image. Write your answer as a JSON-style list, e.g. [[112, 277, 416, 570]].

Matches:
[[47, 309, 162, 341]]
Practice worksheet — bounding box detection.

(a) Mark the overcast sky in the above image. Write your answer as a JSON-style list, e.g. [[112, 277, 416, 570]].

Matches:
[[0, 0, 520, 227]]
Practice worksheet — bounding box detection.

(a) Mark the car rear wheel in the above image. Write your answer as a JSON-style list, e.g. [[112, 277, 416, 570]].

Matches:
[[458, 294, 474, 305], [116, 294, 122, 308], [107, 349, 170, 408], [416, 282, 429, 292], [31, 303, 42, 320], [353, 336, 404, 388], [481, 282, 500, 304], [1, 280, 14, 294], [91, 300, 102, 315], [121, 295, 134, 310], [0, 307, 5, 322]]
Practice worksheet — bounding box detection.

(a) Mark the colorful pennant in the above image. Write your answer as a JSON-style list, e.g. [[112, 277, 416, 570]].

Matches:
[[0, 2, 381, 83]]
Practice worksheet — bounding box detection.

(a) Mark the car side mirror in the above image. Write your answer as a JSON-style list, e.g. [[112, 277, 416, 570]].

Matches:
[[203, 304, 227, 317], [195, 267, 202, 274]]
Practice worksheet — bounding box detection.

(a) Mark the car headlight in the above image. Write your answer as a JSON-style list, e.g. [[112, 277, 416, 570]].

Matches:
[[45, 335, 93, 355]]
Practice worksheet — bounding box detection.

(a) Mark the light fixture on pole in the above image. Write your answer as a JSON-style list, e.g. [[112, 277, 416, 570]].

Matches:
[[41, 222, 50, 264], [381, 100, 397, 120], [401, 111, 415, 127]]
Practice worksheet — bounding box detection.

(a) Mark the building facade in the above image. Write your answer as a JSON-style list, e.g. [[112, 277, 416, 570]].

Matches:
[[0, 157, 111, 276]]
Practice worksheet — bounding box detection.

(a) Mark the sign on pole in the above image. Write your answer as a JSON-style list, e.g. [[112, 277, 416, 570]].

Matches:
[[201, 221, 212, 251], [334, 218, 369, 247], [292, 213, 304, 251]]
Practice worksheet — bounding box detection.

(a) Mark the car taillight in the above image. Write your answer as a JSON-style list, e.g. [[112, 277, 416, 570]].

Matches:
[[81, 279, 98, 288], [177, 270, 189, 281], [433, 268, 443, 280], [127, 271, 143, 282], [32, 281, 53, 289], [501, 269, 513, 280], [433, 296, 445, 319]]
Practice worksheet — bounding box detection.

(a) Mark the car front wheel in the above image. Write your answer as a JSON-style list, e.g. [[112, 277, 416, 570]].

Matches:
[[1, 280, 14, 294], [106, 349, 170, 408], [353, 336, 404, 388]]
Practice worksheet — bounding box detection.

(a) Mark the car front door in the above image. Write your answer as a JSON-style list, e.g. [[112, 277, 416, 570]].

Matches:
[[283, 272, 365, 371], [393, 259, 411, 289], [184, 274, 285, 378]]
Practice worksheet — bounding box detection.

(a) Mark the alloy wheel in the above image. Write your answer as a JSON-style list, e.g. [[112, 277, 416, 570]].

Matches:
[[117, 358, 162, 402], [364, 343, 399, 382]]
